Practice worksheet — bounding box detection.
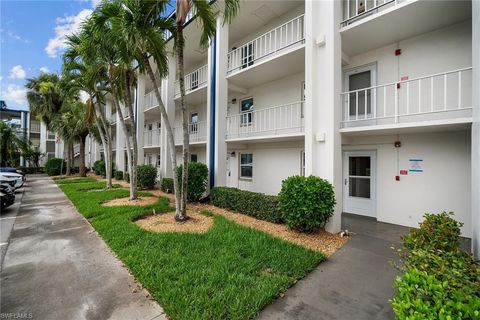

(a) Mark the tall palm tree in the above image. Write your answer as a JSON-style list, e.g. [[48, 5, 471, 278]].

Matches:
[[174, 0, 240, 219], [93, 0, 179, 205], [0, 122, 31, 167]]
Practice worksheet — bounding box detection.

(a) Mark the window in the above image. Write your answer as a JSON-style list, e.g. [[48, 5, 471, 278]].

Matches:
[[300, 151, 305, 176], [301, 81, 306, 118], [190, 154, 198, 163], [241, 43, 254, 69], [344, 64, 376, 119], [240, 98, 253, 126], [148, 123, 153, 131], [157, 122, 161, 129], [239, 153, 253, 179], [191, 71, 198, 90], [190, 112, 198, 133], [157, 153, 161, 167]]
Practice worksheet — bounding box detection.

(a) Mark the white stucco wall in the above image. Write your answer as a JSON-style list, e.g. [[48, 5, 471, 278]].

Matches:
[[343, 130, 471, 237]]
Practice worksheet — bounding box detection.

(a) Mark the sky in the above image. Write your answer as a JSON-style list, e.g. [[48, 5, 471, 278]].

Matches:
[[0, 0, 175, 112]]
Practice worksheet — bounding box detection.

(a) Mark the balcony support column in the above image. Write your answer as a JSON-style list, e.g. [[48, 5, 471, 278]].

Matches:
[[304, 0, 343, 234], [160, 56, 176, 179], [472, 0, 480, 256], [114, 100, 126, 172], [136, 75, 146, 165]]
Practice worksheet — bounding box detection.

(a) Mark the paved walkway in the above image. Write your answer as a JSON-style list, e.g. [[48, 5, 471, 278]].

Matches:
[[257, 213, 409, 320], [0, 175, 166, 320], [1, 185, 24, 269]]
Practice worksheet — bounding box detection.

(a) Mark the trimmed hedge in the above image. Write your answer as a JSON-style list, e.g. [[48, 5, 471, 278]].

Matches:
[[161, 178, 174, 193], [114, 170, 124, 180], [210, 187, 281, 223], [137, 165, 157, 189], [391, 212, 480, 319], [278, 175, 336, 232], [45, 158, 66, 176], [177, 162, 209, 202]]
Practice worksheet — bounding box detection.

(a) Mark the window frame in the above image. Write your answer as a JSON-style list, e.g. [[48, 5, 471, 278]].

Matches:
[[239, 152, 253, 180], [240, 97, 254, 127]]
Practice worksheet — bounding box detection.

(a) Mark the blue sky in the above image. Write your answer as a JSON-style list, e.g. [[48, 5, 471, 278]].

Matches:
[[0, 0, 175, 111]]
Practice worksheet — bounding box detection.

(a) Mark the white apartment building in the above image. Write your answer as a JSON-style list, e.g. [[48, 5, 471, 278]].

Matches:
[[94, 0, 479, 255]]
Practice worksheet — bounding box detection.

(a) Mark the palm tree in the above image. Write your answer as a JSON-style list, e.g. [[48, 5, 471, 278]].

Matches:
[[0, 122, 32, 167], [174, 0, 240, 219], [26, 73, 64, 127], [92, 0, 177, 204]]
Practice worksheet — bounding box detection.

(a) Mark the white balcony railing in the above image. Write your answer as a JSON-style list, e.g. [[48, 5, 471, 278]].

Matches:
[[175, 121, 207, 145], [174, 64, 208, 97], [123, 107, 130, 119], [340, 67, 473, 129], [145, 89, 160, 111], [144, 129, 161, 147], [226, 101, 305, 140], [227, 14, 305, 74], [341, 0, 399, 27], [124, 136, 133, 148], [46, 131, 56, 141], [30, 122, 41, 133]]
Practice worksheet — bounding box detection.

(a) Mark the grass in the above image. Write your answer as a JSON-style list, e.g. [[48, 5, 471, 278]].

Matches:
[[53, 176, 98, 184], [58, 180, 325, 320]]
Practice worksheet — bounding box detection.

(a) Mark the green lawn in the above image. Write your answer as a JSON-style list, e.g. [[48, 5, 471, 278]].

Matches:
[[58, 180, 325, 320]]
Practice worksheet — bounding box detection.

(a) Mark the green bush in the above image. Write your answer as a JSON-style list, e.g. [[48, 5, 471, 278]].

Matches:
[[391, 212, 480, 319], [124, 172, 130, 183], [161, 178, 174, 193], [278, 175, 336, 232], [137, 165, 157, 189], [402, 212, 462, 252], [44, 158, 66, 176], [93, 160, 105, 176], [210, 187, 281, 223], [114, 170, 123, 180], [177, 162, 209, 202]]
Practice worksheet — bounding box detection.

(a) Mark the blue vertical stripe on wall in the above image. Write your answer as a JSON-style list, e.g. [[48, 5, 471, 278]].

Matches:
[[209, 34, 217, 188]]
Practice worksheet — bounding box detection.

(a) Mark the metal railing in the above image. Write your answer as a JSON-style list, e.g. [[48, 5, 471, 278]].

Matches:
[[341, 0, 399, 27], [46, 131, 56, 141], [227, 14, 305, 74], [174, 64, 208, 97], [174, 121, 207, 145], [226, 101, 305, 140], [145, 89, 160, 110], [30, 122, 41, 132], [340, 67, 473, 128], [144, 128, 161, 147]]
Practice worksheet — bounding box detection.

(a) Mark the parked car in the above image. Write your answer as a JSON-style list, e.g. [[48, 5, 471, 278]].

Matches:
[[0, 172, 24, 190], [0, 184, 15, 210], [0, 167, 25, 180]]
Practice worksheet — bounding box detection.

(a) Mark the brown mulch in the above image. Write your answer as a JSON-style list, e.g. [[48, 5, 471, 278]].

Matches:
[[102, 196, 159, 207], [140, 190, 350, 256], [135, 210, 213, 234]]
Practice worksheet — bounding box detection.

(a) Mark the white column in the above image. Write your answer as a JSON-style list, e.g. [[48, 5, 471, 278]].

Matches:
[[114, 100, 125, 172], [304, 0, 343, 234], [160, 56, 176, 179], [472, 0, 480, 256], [40, 122, 47, 165], [211, 16, 229, 187], [136, 75, 146, 164]]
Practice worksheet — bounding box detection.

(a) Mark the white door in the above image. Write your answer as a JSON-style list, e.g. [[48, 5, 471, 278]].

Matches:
[[343, 151, 376, 217]]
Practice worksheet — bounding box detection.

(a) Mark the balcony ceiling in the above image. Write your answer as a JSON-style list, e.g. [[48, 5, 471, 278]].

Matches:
[[228, 0, 304, 45], [341, 0, 472, 56]]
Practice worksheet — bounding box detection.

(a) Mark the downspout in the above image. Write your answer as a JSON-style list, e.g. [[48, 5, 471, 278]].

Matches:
[[209, 33, 217, 188]]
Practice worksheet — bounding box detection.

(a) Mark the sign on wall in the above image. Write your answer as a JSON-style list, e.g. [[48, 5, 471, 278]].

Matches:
[[409, 159, 423, 173]]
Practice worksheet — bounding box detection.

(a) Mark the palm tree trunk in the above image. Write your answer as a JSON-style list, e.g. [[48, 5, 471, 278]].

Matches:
[[124, 73, 138, 199], [79, 134, 87, 177], [66, 143, 72, 176], [177, 23, 189, 220], [143, 55, 181, 218]]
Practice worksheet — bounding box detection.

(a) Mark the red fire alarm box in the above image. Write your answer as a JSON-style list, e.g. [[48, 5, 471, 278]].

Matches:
[[395, 48, 402, 56], [395, 175, 400, 181], [400, 170, 408, 175]]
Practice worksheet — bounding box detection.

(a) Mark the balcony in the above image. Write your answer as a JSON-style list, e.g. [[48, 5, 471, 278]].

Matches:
[[340, 67, 472, 134], [144, 129, 161, 148], [226, 14, 305, 87], [30, 122, 41, 133], [340, 0, 471, 55], [226, 101, 304, 141], [174, 64, 208, 105], [145, 89, 161, 112], [174, 121, 207, 146]]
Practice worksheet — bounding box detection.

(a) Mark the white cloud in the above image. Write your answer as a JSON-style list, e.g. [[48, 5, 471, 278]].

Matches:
[[0, 29, 30, 44], [1, 84, 27, 105], [91, 0, 102, 8], [45, 9, 93, 58], [9, 65, 26, 79], [0, 76, 3, 82], [40, 66, 50, 73]]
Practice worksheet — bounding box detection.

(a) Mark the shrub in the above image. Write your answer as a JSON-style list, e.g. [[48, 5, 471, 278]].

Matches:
[[44, 158, 66, 176], [177, 162, 209, 202], [17, 167, 45, 174], [210, 187, 281, 223], [93, 160, 105, 176], [161, 178, 174, 193], [278, 175, 336, 232], [391, 212, 480, 319], [114, 170, 124, 180], [137, 165, 157, 189], [124, 172, 130, 183]]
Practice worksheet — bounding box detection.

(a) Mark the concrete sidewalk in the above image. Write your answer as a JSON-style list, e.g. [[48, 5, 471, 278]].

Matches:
[[0, 175, 166, 320], [257, 214, 409, 320]]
